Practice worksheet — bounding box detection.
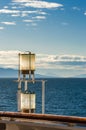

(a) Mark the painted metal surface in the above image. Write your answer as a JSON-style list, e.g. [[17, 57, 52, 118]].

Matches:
[[0, 111, 86, 124]]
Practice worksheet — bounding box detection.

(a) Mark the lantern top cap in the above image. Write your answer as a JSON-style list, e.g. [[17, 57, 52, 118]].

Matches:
[[19, 51, 35, 55]]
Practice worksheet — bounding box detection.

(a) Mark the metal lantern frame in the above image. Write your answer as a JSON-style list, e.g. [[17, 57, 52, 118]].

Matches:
[[17, 52, 46, 114]]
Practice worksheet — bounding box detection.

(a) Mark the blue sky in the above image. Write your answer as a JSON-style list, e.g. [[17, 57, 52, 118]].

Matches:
[[0, 0, 86, 77]]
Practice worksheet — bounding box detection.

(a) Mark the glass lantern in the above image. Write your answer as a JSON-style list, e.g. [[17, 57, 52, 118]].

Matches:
[[21, 91, 36, 113], [19, 53, 35, 75]]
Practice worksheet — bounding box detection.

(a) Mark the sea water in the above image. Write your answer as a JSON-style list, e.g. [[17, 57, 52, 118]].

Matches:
[[0, 78, 86, 117]]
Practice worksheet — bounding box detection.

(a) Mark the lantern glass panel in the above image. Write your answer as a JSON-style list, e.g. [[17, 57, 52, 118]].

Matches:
[[21, 93, 36, 111], [31, 54, 35, 70], [20, 54, 35, 74]]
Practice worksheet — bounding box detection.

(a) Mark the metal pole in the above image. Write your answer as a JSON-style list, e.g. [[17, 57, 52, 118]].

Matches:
[[18, 53, 20, 81], [18, 53, 21, 112], [29, 93, 31, 113], [18, 81, 21, 112], [42, 80, 45, 114], [29, 52, 31, 80], [25, 80, 28, 91]]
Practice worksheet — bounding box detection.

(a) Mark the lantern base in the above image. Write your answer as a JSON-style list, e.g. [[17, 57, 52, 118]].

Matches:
[[21, 70, 35, 74], [21, 108, 35, 113]]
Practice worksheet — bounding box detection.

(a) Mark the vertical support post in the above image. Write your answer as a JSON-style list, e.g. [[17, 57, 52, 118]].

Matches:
[[29, 52, 31, 80], [18, 53, 20, 81], [29, 92, 31, 113], [42, 80, 45, 114], [25, 80, 28, 91], [18, 81, 21, 112]]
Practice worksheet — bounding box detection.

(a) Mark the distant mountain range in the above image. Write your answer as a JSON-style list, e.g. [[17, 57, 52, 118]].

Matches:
[[0, 68, 52, 78], [0, 68, 18, 78], [74, 74, 86, 78], [0, 68, 86, 78]]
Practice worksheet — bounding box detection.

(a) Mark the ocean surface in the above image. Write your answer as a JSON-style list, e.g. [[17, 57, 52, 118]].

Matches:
[[0, 78, 86, 117]]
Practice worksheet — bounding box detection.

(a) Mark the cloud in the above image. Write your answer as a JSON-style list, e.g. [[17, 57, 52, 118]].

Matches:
[[11, 6, 17, 9], [12, 0, 63, 9], [23, 14, 46, 24], [0, 9, 20, 14], [0, 27, 4, 30], [0, 51, 19, 68], [72, 6, 80, 11], [0, 9, 46, 18], [84, 12, 86, 15], [36, 54, 86, 70], [0, 9, 21, 18], [11, 13, 20, 17], [0, 51, 86, 70], [0, 51, 86, 77], [4, 6, 8, 9], [38, 11, 47, 15], [1, 22, 16, 25], [0, 1, 63, 29], [33, 16, 46, 20], [31, 23, 37, 26], [23, 19, 33, 23]]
